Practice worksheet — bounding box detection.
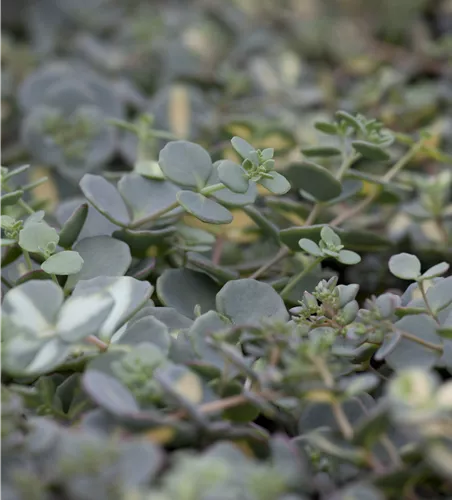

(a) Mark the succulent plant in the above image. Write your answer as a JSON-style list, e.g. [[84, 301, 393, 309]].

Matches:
[[2, 2, 452, 499]]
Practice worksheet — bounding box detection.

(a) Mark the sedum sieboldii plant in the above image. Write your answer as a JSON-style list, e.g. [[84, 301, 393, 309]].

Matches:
[[2, 105, 452, 500]]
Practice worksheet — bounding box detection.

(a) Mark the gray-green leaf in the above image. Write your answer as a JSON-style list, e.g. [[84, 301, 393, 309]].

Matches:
[[216, 279, 289, 326], [421, 262, 450, 280], [159, 140, 213, 188], [217, 160, 249, 193], [231, 136, 256, 161], [351, 141, 390, 161], [298, 238, 323, 257], [157, 268, 219, 319], [65, 236, 132, 290], [287, 161, 342, 202], [177, 191, 233, 224], [338, 250, 361, 265], [41, 251, 84, 275], [80, 174, 131, 227], [19, 221, 59, 253], [388, 253, 421, 280], [259, 172, 291, 195]]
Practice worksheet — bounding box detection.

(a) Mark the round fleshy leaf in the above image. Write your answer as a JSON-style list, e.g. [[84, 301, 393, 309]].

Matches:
[[338, 250, 361, 265], [259, 172, 291, 195], [388, 253, 421, 280], [426, 276, 452, 314], [351, 141, 390, 161], [56, 293, 114, 342], [116, 317, 170, 354], [421, 262, 450, 280], [320, 226, 341, 246], [117, 174, 182, 223], [3, 338, 71, 376], [83, 370, 140, 416], [186, 252, 239, 284], [208, 163, 257, 207], [41, 251, 84, 275], [217, 160, 249, 193], [80, 174, 131, 227], [230, 136, 256, 161], [145, 307, 193, 332], [65, 236, 132, 290], [157, 268, 219, 319], [158, 140, 212, 188], [177, 191, 233, 224], [2, 280, 63, 337], [216, 279, 289, 326], [298, 238, 323, 257], [18, 221, 59, 254], [72, 276, 153, 341], [286, 161, 342, 202]]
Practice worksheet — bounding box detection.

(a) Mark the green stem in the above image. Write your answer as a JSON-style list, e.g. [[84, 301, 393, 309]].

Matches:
[[417, 280, 440, 325], [248, 202, 319, 280], [249, 247, 290, 280], [332, 400, 354, 440], [200, 183, 226, 196], [382, 141, 424, 182], [304, 204, 321, 226], [130, 184, 227, 229], [398, 328, 443, 353], [310, 355, 354, 440], [280, 256, 324, 299], [247, 139, 355, 282], [130, 200, 180, 229], [50, 274, 59, 285], [331, 141, 424, 227], [337, 153, 359, 181], [330, 190, 376, 226], [22, 250, 33, 271]]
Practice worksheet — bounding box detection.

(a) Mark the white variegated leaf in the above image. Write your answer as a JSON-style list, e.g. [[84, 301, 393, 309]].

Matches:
[[2, 281, 62, 338], [56, 293, 114, 342], [25, 339, 70, 374], [72, 276, 153, 341]]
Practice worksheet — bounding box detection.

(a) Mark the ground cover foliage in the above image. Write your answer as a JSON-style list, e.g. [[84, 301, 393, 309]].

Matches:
[[2, 0, 452, 499]]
